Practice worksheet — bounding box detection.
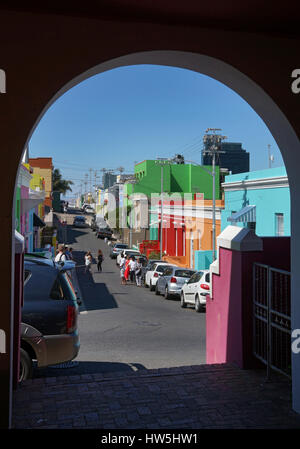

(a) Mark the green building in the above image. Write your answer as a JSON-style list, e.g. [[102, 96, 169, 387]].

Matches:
[[123, 159, 221, 239], [132, 160, 220, 199]]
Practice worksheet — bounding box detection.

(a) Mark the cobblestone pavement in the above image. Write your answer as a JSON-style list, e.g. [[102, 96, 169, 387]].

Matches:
[[12, 363, 300, 429]]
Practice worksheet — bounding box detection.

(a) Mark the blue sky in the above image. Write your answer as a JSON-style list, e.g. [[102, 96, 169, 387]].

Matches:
[[29, 65, 284, 197]]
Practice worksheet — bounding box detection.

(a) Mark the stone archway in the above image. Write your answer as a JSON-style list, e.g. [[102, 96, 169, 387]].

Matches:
[[1, 9, 300, 427]]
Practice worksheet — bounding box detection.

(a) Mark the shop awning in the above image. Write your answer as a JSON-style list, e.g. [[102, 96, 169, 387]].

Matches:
[[33, 213, 45, 228], [227, 205, 256, 223]]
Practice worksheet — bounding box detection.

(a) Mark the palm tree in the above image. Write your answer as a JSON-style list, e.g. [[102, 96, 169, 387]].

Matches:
[[52, 168, 73, 195]]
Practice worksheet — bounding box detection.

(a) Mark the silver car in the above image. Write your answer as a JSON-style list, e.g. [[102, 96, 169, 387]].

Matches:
[[155, 266, 196, 299]]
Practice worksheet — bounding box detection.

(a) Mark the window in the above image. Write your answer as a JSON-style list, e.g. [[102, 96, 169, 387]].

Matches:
[[157, 265, 168, 273], [175, 270, 195, 278], [163, 268, 173, 276], [188, 272, 202, 284], [275, 213, 284, 236], [50, 277, 64, 300]]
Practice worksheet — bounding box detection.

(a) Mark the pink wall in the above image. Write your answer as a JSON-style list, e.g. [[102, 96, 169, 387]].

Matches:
[[206, 247, 244, 366], [206, 237, 290, 369]]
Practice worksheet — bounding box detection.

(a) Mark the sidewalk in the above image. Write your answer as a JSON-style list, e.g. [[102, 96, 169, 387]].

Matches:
[[12, 363, 300, 429]]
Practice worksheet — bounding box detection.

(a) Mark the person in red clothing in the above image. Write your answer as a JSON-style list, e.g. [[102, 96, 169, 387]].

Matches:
[[124, 256, 131, 283]]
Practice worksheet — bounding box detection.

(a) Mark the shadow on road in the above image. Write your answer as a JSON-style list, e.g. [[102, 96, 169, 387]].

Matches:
[[62, 226, 88, 244], [74, 250, 120, 311], [33, 360, 147, 378]]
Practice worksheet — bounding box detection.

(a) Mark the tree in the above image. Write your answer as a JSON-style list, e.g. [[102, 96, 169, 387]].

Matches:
[[52, 168, 73, 195]]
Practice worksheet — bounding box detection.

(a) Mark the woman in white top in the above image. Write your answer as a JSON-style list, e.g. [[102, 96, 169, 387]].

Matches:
[[85, 251, 92, 274]]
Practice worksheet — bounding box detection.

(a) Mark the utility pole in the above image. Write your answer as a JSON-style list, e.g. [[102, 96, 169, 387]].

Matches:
[[89, 168, 93, 199], [84, 173, 88, 200], [155, 158, 173, 259], [128, 179, 138, 248], [202, 128, 227, 261]]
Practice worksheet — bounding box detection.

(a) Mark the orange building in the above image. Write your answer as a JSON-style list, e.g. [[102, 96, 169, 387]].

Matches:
[[159, 198, 224, 268]]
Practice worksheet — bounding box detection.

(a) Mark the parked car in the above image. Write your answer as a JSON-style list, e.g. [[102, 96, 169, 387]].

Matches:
[[20, 257, 81, 381], [180, 270, 210, 312], [141, 259, 165, 285], [96, 226, 113, 239], [155, 267, 196, 299], [110, 243, 129, 259], [81, 203, 89, 212], [116, 249, 142, 266], [73, 215, 87, 228], [84, 206, 95, 214], [145, 262, 176, 291], [90, 215, 98, 231]]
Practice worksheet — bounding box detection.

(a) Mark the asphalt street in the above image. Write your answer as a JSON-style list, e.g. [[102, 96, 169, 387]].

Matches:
[[35, 211, 206, 377]]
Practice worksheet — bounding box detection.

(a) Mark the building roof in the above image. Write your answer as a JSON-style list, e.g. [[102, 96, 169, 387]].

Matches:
[[28, 157, 53, 169]]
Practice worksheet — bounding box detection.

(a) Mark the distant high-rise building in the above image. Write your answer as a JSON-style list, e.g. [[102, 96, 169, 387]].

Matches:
[[103, 172, 117, 189], [202, 141, 249, 174]]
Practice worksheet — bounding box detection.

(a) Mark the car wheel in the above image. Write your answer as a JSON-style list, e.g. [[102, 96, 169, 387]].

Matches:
[[19, 348, 33, 382], [149, 281, 155, 292], [195, 295, 202, 313], [164, 287, 170, 300], [181, 292, 187, 308], [155, 284, 160, 295]]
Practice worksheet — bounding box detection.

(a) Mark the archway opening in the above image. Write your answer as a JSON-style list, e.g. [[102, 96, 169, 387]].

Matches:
[[13, 51, 300, 413]]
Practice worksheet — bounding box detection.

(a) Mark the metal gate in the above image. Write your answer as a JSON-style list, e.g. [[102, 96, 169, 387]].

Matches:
[[253, 263, 291, 378]]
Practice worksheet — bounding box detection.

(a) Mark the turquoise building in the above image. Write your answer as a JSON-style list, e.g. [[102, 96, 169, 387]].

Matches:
[[221, 166, 290, 236]]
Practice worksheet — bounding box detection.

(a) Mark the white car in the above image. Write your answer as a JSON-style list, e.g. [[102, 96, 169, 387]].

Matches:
[[145, 262, 176, 291], [116, 249, 142, 266], [84, 206, 95, 214], [180, 270, 210, 312]]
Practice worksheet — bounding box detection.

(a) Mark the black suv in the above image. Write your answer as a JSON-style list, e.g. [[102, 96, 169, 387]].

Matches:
[[20, 257, 80, 381]]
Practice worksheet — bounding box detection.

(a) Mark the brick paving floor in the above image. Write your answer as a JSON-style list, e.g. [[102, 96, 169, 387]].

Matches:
[[12, 363, 300, 429]]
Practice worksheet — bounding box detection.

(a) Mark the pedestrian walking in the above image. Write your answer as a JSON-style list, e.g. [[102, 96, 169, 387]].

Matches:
[[85, 251, 92, 274], [135, 258, 143, 287], [68, 247, 74, 260], [64, 245, 71, 260], [119, 252, 126, 285], [124, 256, 131, 283], [97, 249, 104, 272], [129, 256, 137, 284]]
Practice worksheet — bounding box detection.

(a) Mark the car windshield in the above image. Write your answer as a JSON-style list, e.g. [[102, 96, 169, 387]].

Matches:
[[175, 270, 195, 278], [116, 244, 128, 248]]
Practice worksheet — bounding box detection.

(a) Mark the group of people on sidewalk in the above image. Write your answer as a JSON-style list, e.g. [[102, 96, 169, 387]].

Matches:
[[54, 244, 74, 264], [119, 253, 143, 286]]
